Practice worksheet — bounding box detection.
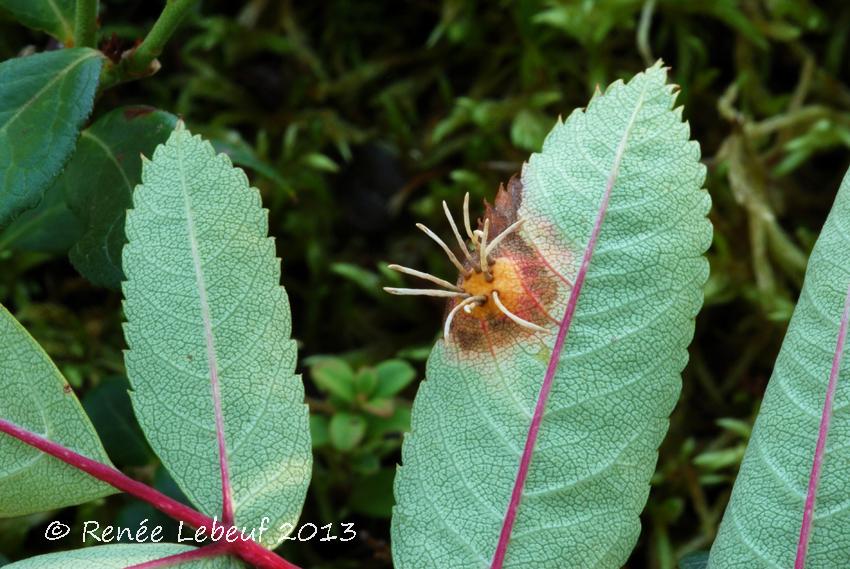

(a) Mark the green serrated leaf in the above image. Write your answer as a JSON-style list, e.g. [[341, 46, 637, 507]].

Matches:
[[392, 63, 711, 568], [66, 106, 178, 288], [123, 124, 311, 548], [0, 48, 103, 229], [2, 543, 242, 568], [0, 0, 75, 44], [708, 167, 850, 567], [0, 304, 114, 516], [0, 107, 176, 256]]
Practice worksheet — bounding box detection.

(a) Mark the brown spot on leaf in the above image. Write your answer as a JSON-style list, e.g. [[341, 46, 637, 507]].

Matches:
[[449, 176, 566, 352], [123, 106, 156, 120], [482, 174, 523, 234]]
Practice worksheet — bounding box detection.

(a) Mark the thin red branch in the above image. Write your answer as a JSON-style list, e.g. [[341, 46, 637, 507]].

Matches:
[[795, 283, 850, 568], [0, 418, 299, 569]]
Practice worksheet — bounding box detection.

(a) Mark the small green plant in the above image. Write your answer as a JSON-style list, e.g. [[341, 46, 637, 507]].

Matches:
[[308, 357, 414, 519], [309, 357, 414, 455]]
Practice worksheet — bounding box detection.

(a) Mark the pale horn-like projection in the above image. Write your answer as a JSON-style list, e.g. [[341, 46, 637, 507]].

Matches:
[[385, 192, 547, 340]]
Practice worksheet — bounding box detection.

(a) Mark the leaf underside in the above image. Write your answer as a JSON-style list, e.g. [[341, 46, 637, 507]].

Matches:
[[708, 168, 850, 567], [2, 544, 243, 569], [392, 62, 711, 568], [0, 48, 102, 230], [123, 124, 311, 548], [0, 305, 114, 517]]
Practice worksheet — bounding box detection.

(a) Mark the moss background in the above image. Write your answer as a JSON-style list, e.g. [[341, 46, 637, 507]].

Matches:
[[2, 1, 850, 567]]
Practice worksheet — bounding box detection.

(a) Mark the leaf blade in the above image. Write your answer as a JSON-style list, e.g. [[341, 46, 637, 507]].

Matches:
[[795, 285, 850, 567], [2, 544, 242, 569], [0, 0, 75, 44], [0, 106, 176, 258], [0, 174, 81, 253], [708, 168, 850, 568], [0, 304, 114, 516], [67, 106, 178, 288], [123, 124, 312, 548], [0, 48, 102, 229], [391, 63, 711, 568]]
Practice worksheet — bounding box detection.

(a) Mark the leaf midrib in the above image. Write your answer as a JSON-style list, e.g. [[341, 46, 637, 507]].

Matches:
[[175, 132, 234, 523], [46, 0, 73, 42], [490, 81, 649, 568], [0, 50, 96, 141], [80, 130, 134, 191]]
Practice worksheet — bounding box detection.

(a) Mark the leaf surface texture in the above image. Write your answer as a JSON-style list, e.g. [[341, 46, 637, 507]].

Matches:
[[708, 167, 850, 568], [3, 544, 242, 568], [0, 305, 114, 516], [123, 125, 311, 548], [0, 48, 102, 229], [392, 63, 711, 568]]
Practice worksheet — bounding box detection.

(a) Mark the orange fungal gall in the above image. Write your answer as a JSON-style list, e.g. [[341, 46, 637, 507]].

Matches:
[[461, 258, 525, 320], [384, 177, 560, 346]]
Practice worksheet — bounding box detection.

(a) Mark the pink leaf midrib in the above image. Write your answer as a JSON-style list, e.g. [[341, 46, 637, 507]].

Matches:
[[176, 131, 235, 526], [490, 85, 648, 568], [795, 282, 850, 569]]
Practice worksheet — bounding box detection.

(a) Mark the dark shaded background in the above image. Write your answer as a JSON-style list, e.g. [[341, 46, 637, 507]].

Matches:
[[2, 1, 850, 567]]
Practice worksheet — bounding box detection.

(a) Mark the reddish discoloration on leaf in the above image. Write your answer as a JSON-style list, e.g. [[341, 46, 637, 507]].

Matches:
[[449, 177, 567, 351], [123, 106, 156, 120], [484, 175, 523, 234]]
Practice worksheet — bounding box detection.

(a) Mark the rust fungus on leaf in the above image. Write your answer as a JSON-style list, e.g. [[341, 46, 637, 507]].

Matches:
[[386, 176, 568, 351]]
